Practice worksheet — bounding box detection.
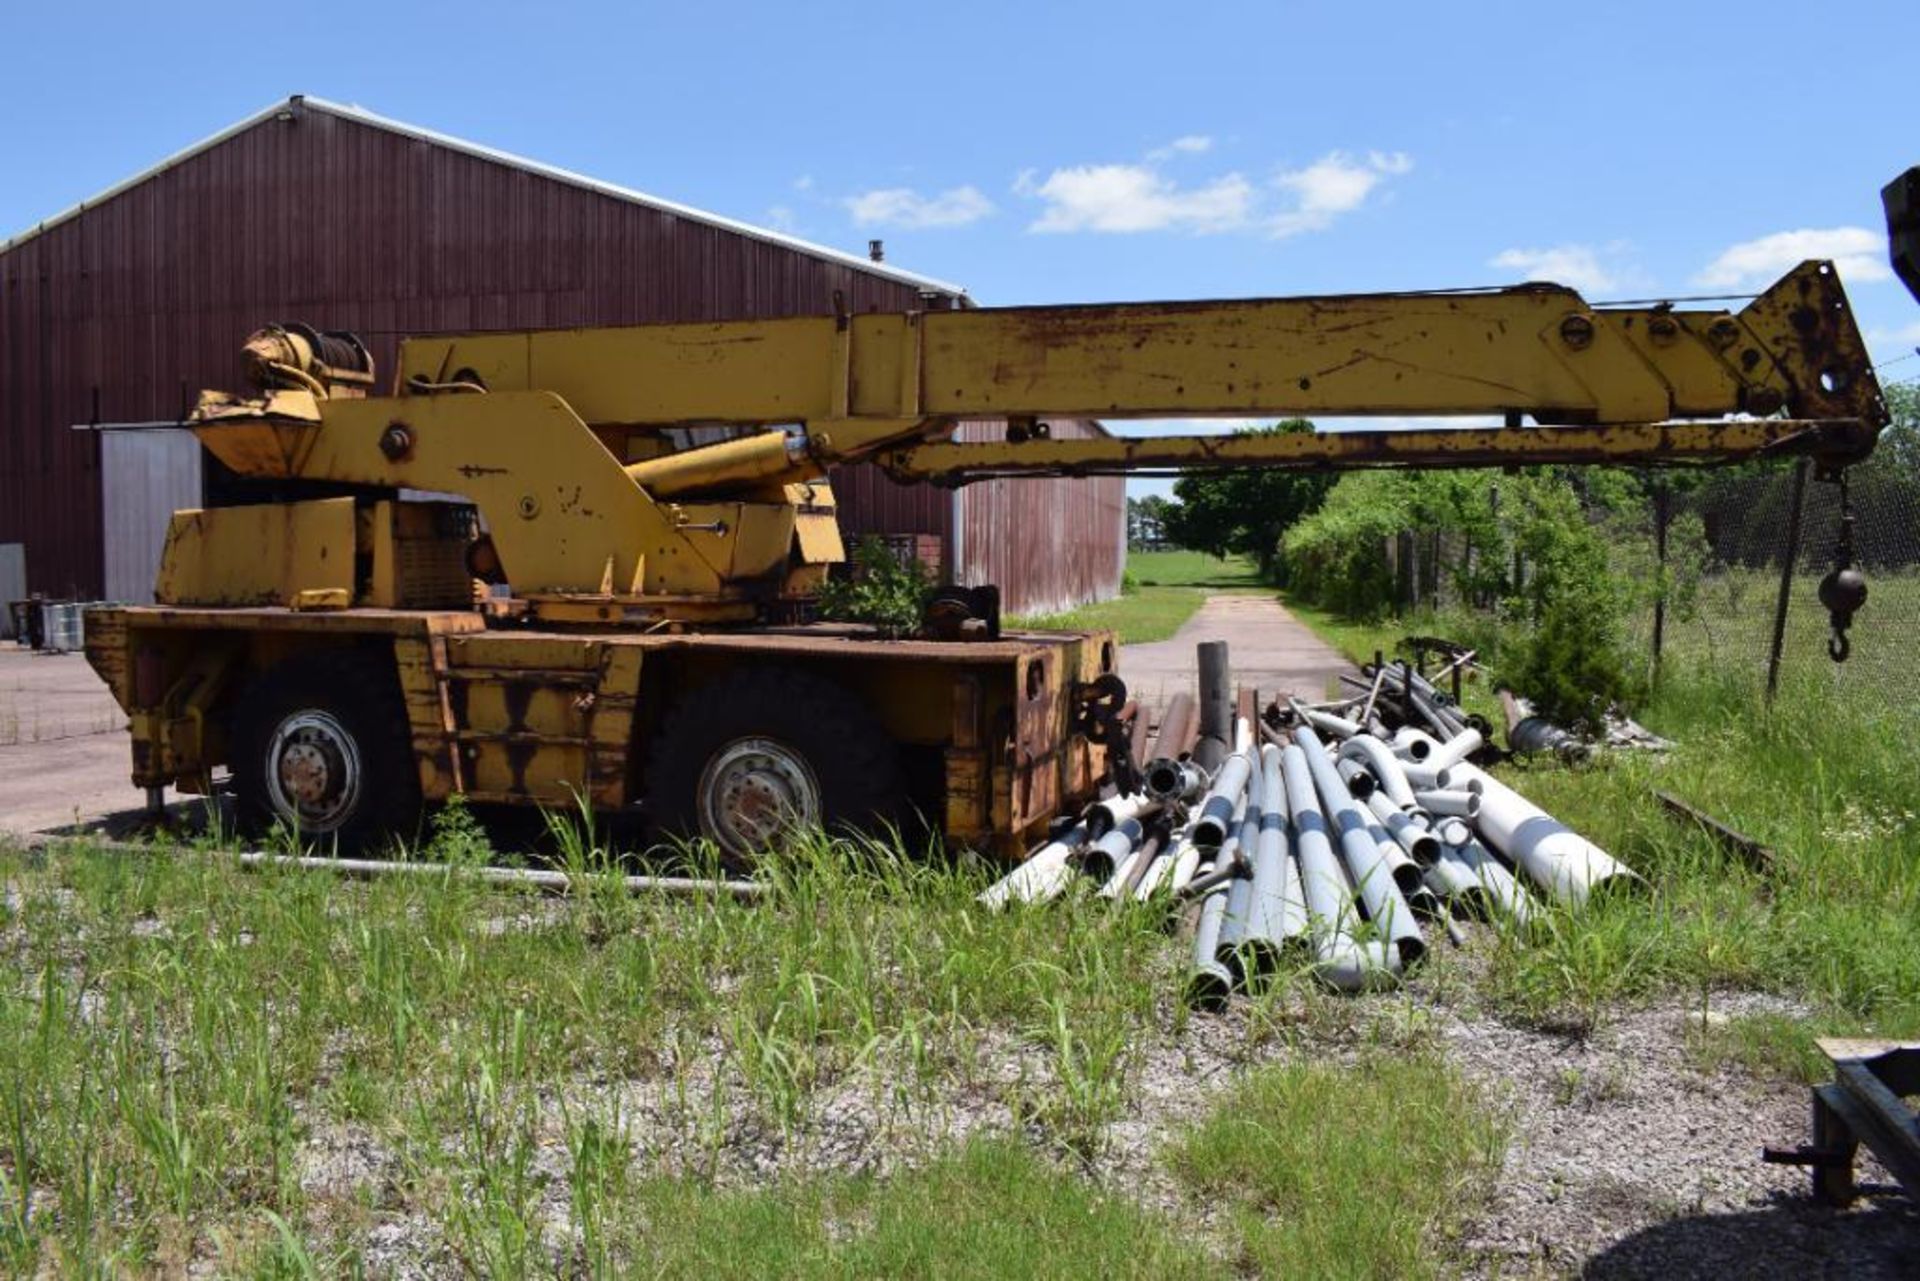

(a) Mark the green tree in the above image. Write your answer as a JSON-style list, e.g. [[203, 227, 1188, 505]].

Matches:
[[1162, 421, 1331, 580]]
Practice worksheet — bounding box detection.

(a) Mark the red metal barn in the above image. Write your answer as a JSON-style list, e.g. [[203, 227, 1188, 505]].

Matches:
[[0, 96, 1122, 615]]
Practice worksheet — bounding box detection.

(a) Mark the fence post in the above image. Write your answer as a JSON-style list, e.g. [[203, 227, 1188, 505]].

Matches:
[[1766, 459, 1811, 703], [1652, 482, 1671, 673]]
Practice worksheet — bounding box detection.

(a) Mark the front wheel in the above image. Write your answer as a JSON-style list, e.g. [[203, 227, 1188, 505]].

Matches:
[[643, 667, 903, 866], [230, 652, 420, 851]]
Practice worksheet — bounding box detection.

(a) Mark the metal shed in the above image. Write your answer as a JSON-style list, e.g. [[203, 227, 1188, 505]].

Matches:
[[0, 95, 1122, 614]]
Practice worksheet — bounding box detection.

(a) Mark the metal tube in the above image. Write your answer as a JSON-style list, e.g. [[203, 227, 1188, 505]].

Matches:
[[1214, 792, 1259, 950], [1143, 757, 1205, 802], [1422, 847, 1490, 917], [1194, 641, 1233, 772], [1149, 691, 1196, 762], [1298, 727, 1426, 967], [1449, 761, 1639, 907], [1191, 749, 1254, 850], [1120, 826, 1169, 898], [1336, 735, 1419, 810], [1299, 706, 1362, 740], [1413, 788, 1481, 819], [1242, 744, 1308, 968], [979, 823, 1090, 909]]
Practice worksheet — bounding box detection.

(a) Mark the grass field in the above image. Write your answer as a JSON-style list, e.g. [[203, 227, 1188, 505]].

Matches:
[[0, 815, 1501, 1275], [1011, 550, 1263, 643]]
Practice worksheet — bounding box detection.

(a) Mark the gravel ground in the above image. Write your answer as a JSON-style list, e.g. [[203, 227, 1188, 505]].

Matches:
[[282, 950, 1918, 1277]]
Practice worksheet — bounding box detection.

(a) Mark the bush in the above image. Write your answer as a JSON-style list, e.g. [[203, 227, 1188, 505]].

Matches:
[[815, 537, 930, 637], [1283, 469, 1646, 719]]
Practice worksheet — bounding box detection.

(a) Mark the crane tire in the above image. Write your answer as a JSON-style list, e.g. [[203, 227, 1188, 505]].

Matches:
[[229, 650, 420, 853], [643, 666, 903, 866]]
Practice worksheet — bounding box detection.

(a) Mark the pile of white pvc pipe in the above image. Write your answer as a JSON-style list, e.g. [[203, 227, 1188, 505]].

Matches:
[[977, 707, 1639, 1007]]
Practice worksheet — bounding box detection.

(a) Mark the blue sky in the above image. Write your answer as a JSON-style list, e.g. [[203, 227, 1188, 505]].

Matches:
[[5, 1, 1916, 497]]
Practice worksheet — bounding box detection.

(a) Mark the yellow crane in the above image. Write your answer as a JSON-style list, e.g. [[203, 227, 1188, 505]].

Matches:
[[84, 260, 1886, 859]]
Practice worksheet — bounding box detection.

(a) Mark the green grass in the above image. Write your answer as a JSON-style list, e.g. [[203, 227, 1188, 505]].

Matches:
[[1167, 1054, 1505, 1279], [1012, 550, 1264, 643], [0, 809, 1523, 1274], [1285, 593, 1920, 1046]]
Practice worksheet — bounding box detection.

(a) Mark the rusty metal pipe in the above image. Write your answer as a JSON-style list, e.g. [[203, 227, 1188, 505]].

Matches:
[[1149, 691, 1196, 761], [1193, 641, 1233, 772]]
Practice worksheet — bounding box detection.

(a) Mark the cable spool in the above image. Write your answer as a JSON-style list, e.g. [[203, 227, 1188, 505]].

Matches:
[[241, 323, 374, 397]]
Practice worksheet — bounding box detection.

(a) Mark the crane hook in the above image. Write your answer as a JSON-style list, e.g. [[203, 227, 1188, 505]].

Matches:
[[1817, 469, 1867, 663]]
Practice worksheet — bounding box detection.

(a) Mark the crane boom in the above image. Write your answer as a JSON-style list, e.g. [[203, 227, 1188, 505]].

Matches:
[[185, 260, 1886, 620]]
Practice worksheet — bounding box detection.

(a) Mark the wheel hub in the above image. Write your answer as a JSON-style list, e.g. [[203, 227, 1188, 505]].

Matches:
[[264, 710, 363, 834], [697, 737, 821, 857]]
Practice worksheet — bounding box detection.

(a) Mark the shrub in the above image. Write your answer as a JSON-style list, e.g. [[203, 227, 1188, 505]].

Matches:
[[815, 537, 931, 636]]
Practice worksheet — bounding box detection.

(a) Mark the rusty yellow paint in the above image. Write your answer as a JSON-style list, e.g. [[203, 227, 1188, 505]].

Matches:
[[156, 498, 356, 608], [392, 261, 1880, 440]]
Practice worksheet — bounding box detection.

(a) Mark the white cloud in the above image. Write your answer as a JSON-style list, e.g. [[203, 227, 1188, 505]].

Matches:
[[1023, 164, 1253, 233], [1489, 244, 1621, 294], [792, 174, 814, 192], [1146, 134, 1214, 161], [1021, 148, 1408, 237], [1268, 151, 1411, 238], [1694, 227, 1890, 288], [843, 185, 994, 229], [763, 204, 799, 233]]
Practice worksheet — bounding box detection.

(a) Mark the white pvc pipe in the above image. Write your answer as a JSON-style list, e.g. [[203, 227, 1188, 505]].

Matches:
[[1192, 749, 1255, 849], [1086, 792, 1154, 839], [1414, 788, 1481, 819], [1299, 727, 1425, 968], [1449, 762, 1638, 907], [1336, 735, 1419, 810], [1280, 744, 1400, 991], [1423, 728, 1484, 772], [1244, 743, 1307, 965], [979, 823, 1090, 909], [1449, 836, 1537, 925]]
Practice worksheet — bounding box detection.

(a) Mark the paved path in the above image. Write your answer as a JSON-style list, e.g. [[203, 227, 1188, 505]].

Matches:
[[0, 648, 144, 836], [1119, 594, 1355, 722]]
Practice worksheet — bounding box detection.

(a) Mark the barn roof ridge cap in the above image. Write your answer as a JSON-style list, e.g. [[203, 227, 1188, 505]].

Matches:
[[0, 93, 974, 302]]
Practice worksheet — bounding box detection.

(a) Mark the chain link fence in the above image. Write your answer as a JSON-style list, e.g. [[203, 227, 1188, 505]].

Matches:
[[1628, 460, 1920, 711]]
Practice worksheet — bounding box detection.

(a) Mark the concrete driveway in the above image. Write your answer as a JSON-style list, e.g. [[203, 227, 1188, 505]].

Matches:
[[0, 647, 151, 837], [1118, 593, 1355, 722]]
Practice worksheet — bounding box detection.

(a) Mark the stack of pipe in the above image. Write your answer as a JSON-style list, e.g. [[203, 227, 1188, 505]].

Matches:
[[977, 638, 1639, 1010]]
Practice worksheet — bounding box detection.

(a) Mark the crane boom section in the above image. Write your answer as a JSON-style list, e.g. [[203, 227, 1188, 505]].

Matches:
[[391, 261, 1882, 470]]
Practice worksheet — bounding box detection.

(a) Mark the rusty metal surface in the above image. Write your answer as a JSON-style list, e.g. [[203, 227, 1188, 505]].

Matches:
[[0, 101, 1013, 599], [954, 417, 1125, 615]]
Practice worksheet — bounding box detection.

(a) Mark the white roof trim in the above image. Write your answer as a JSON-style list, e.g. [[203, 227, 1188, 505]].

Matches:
[[0, 94, 971, 299]]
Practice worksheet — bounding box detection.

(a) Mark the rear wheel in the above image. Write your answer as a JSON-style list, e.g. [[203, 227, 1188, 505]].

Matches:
[[230, 652, 419, 851], [643, 667, 903, 866]]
